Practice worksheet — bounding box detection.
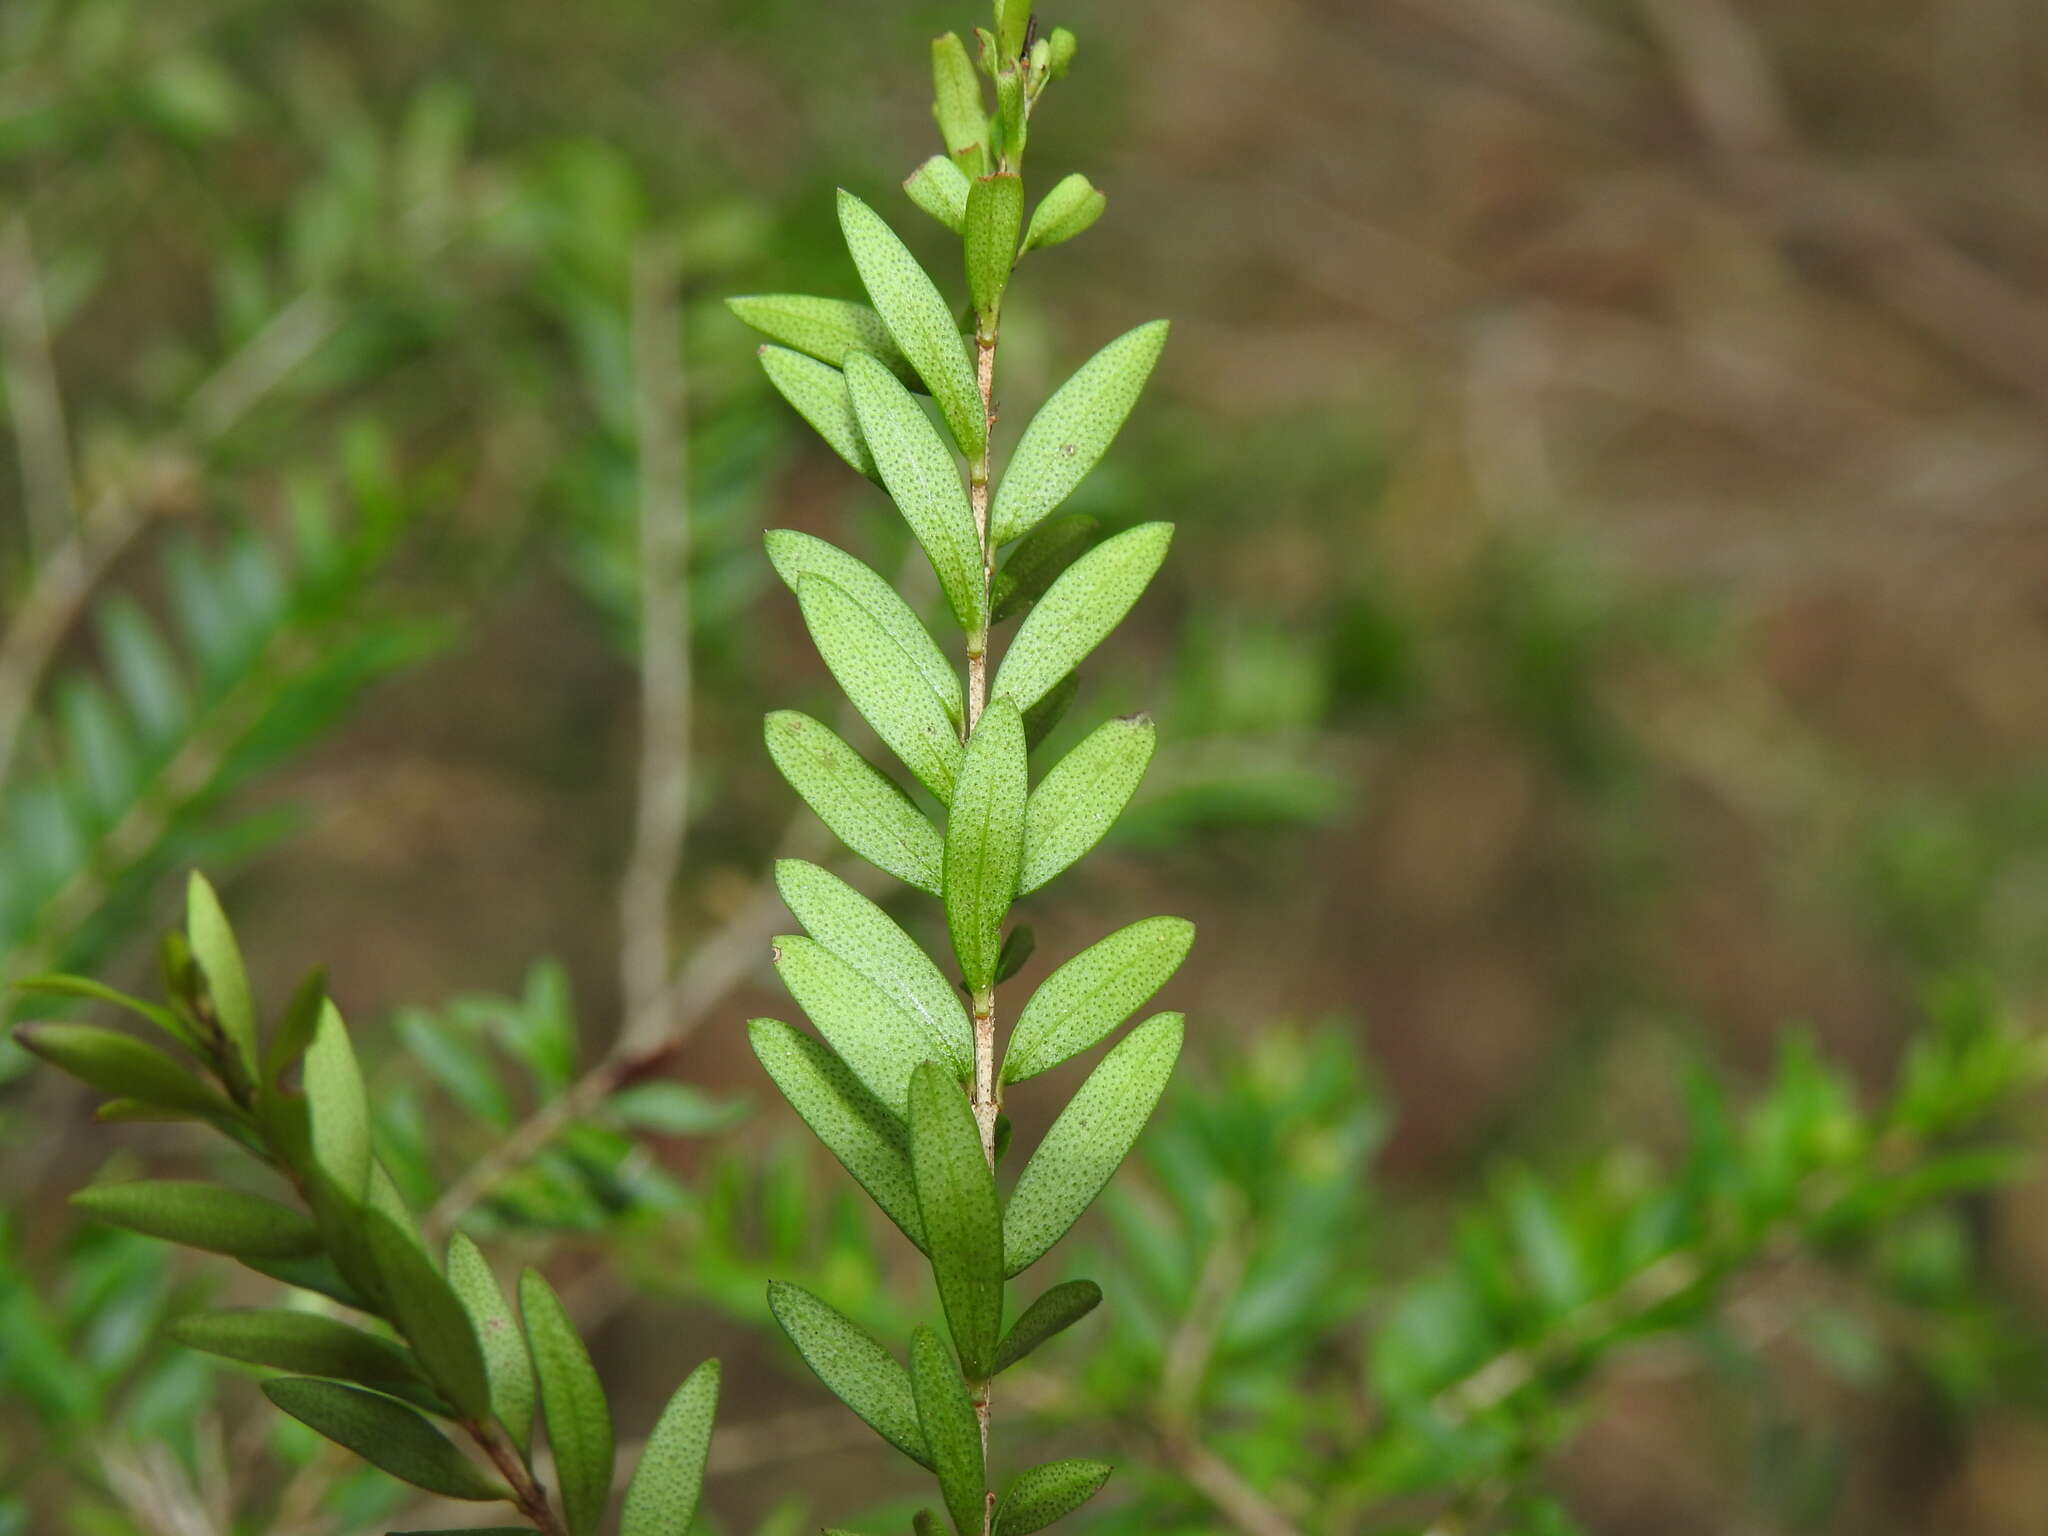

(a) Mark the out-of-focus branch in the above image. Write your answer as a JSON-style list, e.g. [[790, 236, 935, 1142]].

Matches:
[[1, 216, 76, 555]]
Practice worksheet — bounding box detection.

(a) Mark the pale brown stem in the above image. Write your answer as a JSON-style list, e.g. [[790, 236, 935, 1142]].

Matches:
[[470, 1418, 567, 1536]]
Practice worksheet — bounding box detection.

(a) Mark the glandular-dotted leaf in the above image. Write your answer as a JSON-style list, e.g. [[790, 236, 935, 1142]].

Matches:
[[261, 1378, 506, 1502], [909, 1326, 985, 1536], [14, 1022, 233, 1119], [365, 1211, 492, 1422], [908, 1063, 1004, 1379], [990, 323, 1169, 547], [943, 701, 1027, 994], [798, 575, 964, 805], [170, 1308, 435, 1403], [774, 935, 949, 1114], [620, 1359, 720, 1536], [186, 871, 258, 1081], [765, 530, 961, 725], [1018, 714, 1156, 895], [520, 1269, 616, 1536], [843, 354, 986, 637], [757, 347, 877, 482], [765, 713, 945, 896], [992, 523, 1173, 713], [991, 514, 1098, 625], [71, 1180, 320, 1260], [726, 294, 915, 385], [446, 1233, 536, 1452], [1022, 174, 1107, 253], [930, 33, 986, 173], [749, 1019, 925, 1249], [1004, 1013, 1184, 1275], [766, 1280, 931, 1469], [776, 859, 971, 1076], [1003, 918, 1193, 1083], [993, 1460, 1113, 1536], [965, 173, 1023, 318], [837, 191, 985, 459], [304, 1000, 371, 1200], [993, 1280, 1102, 1373], [905, 155, 970, 233]]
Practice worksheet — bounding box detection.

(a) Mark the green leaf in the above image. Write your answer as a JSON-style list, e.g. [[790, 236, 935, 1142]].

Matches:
[[726, 294, 915, 385], [943, 700, 1027, 993], [964, 173, 1023, 318], [757, 347, 878, 482], [170, 1308, 434, 1401], [1022, 672, 1078, 753], [446, 1233, 536, 1452], [1018, 714, 1156, 894], [905, 155, 970, 233], [608, 1081, 747, 1136], [798, 575, 965, 805], [909, 1326, 985, 1536], [1003, 1013, 1183, 1275], [386, 1528, 533, 1534], [264, 966, 328, 1086], [186, 871, 258, 1080], [364, 1211, 493, 1422], [991, 515, 1099, 625], [1003, 918, 1193, 1083], [776, 859, 972, 1076], [520, 1269, 616, 1536], [931, 33, 987, 173], [72, 1180, 320, 1260], [993, 1460, 1112, 1536], [994, 65, 1025, 163], [303, 1000, 371, 1200], [395, 1009, 513, 1127], [12, 973, 185, 1041], [14, 1022, 233, 1119], [620, 1358, 720, 1536], [843, 353, 987, 638], [908, 1063, 1004, 1379], [1048, 26, 1078, 77], [1022, 173, 1106, 253], [994, 923, 1035, 986], [748, 1019, 925, 1248], [766, 1280, 931, 1469], [764, 712, 945, 896], [240, 1252, 368, 1310], [990, 323, 1169, 546], [993, 1280, 1102, 1373], [991, 523, 1173, 713], [837, 191, 985, 459], [913, 1513, 944, 1536], [261, 1378, 507, 1502], [995, 0, 1032, 57], [765, 530, 962, 726], [772, 936, 941, 1114]]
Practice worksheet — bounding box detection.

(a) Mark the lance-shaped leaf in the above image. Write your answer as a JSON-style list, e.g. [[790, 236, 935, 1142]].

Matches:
[[263, 966, 327, 1086], [843, 354, 986, 637], [521, 1269, 615, 1536], [908, 1063, 1004, 1379], [186, 871, 257, 1080], [909, 1326, 985, 1536], [766, 1280, 931, 1468], [13, 972, 185, 1041], [766, 530, 961, 725], [994, 1460, 1113, 1536], [1018, 714, 1156, 895], [905, 155, 970, 233], [991, 514, 1098, 625], [996, 0, 1032, 56], [776, 859, 971, 1075], [726, 294, 914, 384], [765, 713, 945, 896], [170, 1309, 435, 1402], [261, 1378, 506, 1502], [990, 323, 1169, 547], [799, 575, 964, 805], [303, 1000, 371, 1200], [15, 1022, 233, 1119], [758, 347, 877, 482], [447, 1233, 536, 1451], [365, 1210, 493, 1421], [931, 33, 986, 173], [749, 1019, 924, 1248], [943, 701, 1027, 994], [774, 935, 948, 1114], [995, 923, 1035, 986], [837, 192, 985, 458], [72, 1180, 319, 1260], [1003, 917, 1193, 1083], [240, 1252, 366, 1310], [1022, 671, 1078, 753], [992, 523, 1173, 713], [993, 1280, 1102, 1373], [1004, 1013, 1183, 1275], [965, 173, 1023, 319], [620, 1359, 720, 1536], [1023, 173, 1106, 253]]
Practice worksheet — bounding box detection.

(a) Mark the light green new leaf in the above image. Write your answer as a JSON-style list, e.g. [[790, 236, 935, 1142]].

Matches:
[[766, 530, 961, 725], [71, 1180, 320, 1260], [261, 1378, 506, 1502], [993, 1280, 1102, 1373], [837, 192, 985, 457], [996, 0, 1031, 57], [1004, 1013, 1184, 1275], [931, 33, 986, 173], [765, 712, 945, 896], [757, 347, 877, 482], [620, 1359, 720, 1536], [905, 155, 970, 233], [186, 871, 258, 1080], [774, 936, 948, 1114], [843, 354, 986, 637], [776, 859, 971, 1074], [908, 1063, 1004, 1379], [365, 1211, 492, 1421], [990, 322, 1168, 546], [991, 514, 1098, 624], [170, 1308, 434, 1403], [1048, 26, 1078, 78], [798, 575, 964, 805], [943, 701, 1027, 994], [1019, 714, 1156, 894], [1022, 672, 1078, 753], [994, 1460, 1113, 1536], [1003, 917, 1193, 1083], [14, 1022, 233, 1119], [766, 1280, 931, 1468], [909, 1326, 985, 1536], [521, 1269, 615, 1536], [303, 1000, 371, 1200], [749, 1019, 925, 1248], [263, 966, 327, 1086], [446, 1233, 536, 1451], [965, 173, 1023, 318], [1022, 173, 1106, 253], [726, 294, 915, 385], [992, 523, 1173, 712]]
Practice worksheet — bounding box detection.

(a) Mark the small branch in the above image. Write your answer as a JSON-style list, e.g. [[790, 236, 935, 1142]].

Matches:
[[0, 216, 76, 556], [469, 1418, 567, 1536], [1155, 1429, 1304, 1536]]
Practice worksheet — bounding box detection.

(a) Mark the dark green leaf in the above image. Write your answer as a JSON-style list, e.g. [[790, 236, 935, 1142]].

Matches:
[[910, 1326, 985, 1536], [1022, 672, 1078, 753], [15, 1022, 233, 1119], [766, 1280, 931, 1468], [943, 700, 1027, 993], [261, 1378, 506, 1501], [1019, 714, 1155, 895], [446, 1232, 536, 1451], [72, 1180, 319, 1260], [798, 575, 964, 805], [991, 515, 1098, 625], [619, 1358, 720, 1536], [764, 711, 945, 896], [765, 530, 962, 725], [993, 1460, 1112, 1535], [1022, 173, 1105, 253], [992, 524, 1173, 712], [964, 174, 1023, 318], [186, 871, 258, 1080], [170, 1309, 435, 1403], [364, 1211, 493, 1421], [264, 966, 328, 1086], [12, 973, 185, 1041], [993, 1280, 1102, 1373], [908, 1063, 1003, 1379], [726, 294, 914, 384], [757, 346, 878, 482], [521, 1269, 615, 1536], [1003, 917, 1193, 1083], [994, 924, 1036, 986]]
